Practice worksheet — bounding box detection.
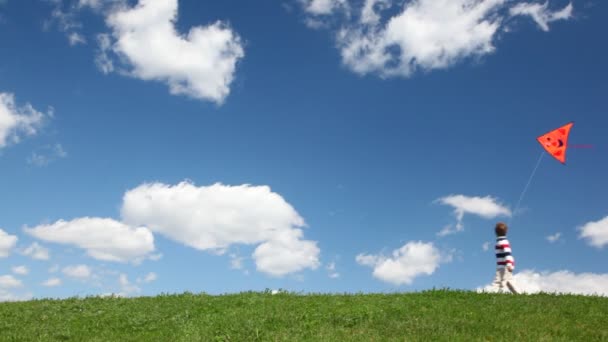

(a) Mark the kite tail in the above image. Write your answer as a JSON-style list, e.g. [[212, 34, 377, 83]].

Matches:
[[509, 151, 545, 224]]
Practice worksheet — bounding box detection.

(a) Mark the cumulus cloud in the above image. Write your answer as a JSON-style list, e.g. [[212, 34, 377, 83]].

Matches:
[[97, 0, 244, 104], [118, 273, 140, 295], [27, 143, 68, 166], [42, 277, 62, 287], [360, 0, 391, 24], [11, 266, 28, 275], [482, 241, 491, 251], [121, 182, 305, 251], [229, 253, 244, 270], [0, 229, 18, 258], [302, 0, 349, 15], [436, 195, 511, 234], [0, 275, 22, 289], [253, 229, 320, 277], [0, 275, 32, 302], [62, 264, 92, 279], [0, 291, 33, 302], [137, 272, 157, 284], [0, 278, 26, 303], [44, 0, 84, 44], [0, 93, 46, 149], [326, 261, 340, 279], [578, 216, 608, 249], [21, 242, 50, 260], [437, 224, 459, 237], [20, 180, 316, 276], [479, 270, 608, 296], [122, 181, 320, 277], [25, 217, 156, 264], [510, 2, 573, 32], [68, 32, 86, 45], [298, 0, 574, 77], [546, 232, 562, 243], [78, 0, 104, 10], [341, 0, 506, 77], [356, 241, 445, 286], [95, 33, 115, 73]]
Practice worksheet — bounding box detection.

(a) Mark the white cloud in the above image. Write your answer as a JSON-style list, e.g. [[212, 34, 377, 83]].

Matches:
[[338, 0, 506, 77], [546, 232, 561, 243], [62, 265, 92, 279], [149, 253, 163, 261], [0, 93, 46, 149], [27, 143, 68, 166], [229, 253, 244, 270], [510, 2, 572, 32], [48, 264, 59, 273], [99, 0, 244, 104], [44, 0, 88, 45], [436, 224, 459, 237], [253, 229, 320, 277], [326, 261, 340, 279], [361, 0, 391, 24], [122, 181, 320, 277], [304, 17, 329, 30], [21, 242, 50, 260], [118, 273, 140, 295], [11, 266, 28, 275], [578, 216, 608, 248], [437, 194, 511, 233], [42, 277, 62, 287], [78, 0, 127, 11], [479, 270, 608, 296], [355, 253, 379, 267], [95, 33, 115, 73], [98, 292, 128, 298], [302, 0, 349, 15], [482, 241, 491, 251], [25, 217, 156, 264], [121, 181, 304, 251], [78, 0, 103, 10], [137, 272, 158, 284], [0, 228, 18, 258], [0, 290, 33, 302], [0, 275, 22, 289], [300, 0, 574, 77], [143, 272, 157, 283], [68, 32, 86, 45], [356, 241, 445, 286]]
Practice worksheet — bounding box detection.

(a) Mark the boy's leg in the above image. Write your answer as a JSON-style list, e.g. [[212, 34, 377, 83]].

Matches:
[[505, 270, 519, 294], [490, 269, 503, 292]]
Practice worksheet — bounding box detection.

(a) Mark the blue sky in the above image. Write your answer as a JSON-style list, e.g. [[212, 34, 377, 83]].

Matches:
[[0, 0, 607, 300]]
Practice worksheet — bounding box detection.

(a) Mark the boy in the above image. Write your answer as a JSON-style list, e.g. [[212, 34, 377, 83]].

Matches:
[[490, 222, 519, 294]]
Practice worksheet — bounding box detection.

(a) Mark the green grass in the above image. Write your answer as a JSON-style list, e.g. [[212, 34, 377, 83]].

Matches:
[[1, 289, 607, 341]]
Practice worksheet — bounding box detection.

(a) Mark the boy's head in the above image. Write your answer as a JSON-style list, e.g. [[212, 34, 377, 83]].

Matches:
[[495, 222, 508, 236]]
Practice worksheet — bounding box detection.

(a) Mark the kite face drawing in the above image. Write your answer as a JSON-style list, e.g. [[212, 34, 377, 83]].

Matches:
[[536, 122, 573, 164]]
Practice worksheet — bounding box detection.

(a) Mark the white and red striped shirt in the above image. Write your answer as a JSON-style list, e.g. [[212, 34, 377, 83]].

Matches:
[[495, 236, 515, 270]]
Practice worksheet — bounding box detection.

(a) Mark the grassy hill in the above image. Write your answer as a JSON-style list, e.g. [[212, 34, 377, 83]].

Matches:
[[1, 289, 606, 341]]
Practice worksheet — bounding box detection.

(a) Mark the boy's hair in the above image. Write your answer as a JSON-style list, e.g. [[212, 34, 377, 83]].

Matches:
[[495, 222, 508, 236]]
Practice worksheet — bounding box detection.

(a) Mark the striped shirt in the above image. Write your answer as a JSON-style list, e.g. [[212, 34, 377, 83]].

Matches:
[[495, 236, 515, 270]]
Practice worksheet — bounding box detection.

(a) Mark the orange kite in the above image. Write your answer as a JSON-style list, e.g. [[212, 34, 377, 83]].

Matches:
[[537, 122, 573, 164]]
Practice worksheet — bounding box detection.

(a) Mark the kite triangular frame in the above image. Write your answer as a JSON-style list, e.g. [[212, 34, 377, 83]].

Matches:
[[536, 122, 573, 164]]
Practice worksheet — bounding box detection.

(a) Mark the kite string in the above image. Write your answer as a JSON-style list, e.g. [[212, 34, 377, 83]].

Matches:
[[509, 151, 545, 224]]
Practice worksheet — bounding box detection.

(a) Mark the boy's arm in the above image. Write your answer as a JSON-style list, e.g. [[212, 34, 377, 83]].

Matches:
[[506, 239, 515, 272]]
